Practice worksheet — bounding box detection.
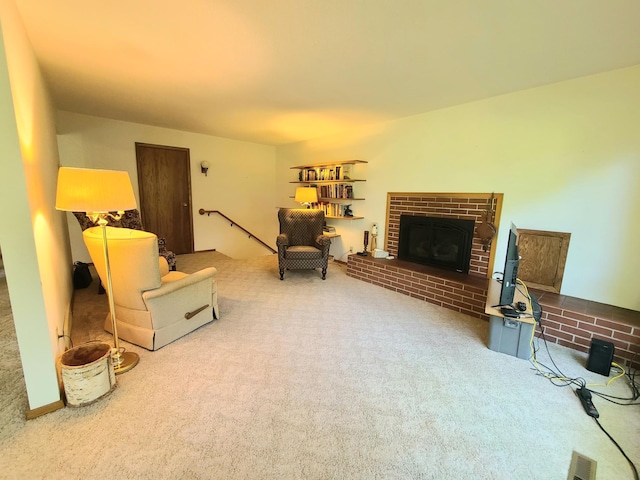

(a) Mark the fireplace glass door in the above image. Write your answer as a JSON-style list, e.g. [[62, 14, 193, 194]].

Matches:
[[398, 215, 475, 273]]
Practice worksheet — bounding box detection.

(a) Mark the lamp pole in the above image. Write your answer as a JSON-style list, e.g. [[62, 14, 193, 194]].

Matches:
[[96, 215, 139, 374]]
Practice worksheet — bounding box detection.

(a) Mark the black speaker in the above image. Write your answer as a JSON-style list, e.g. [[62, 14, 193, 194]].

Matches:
[[586, 339, 614, 376]]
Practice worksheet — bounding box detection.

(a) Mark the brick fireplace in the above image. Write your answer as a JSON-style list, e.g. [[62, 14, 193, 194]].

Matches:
[[347, 192, 640, 368], [385, 192, 500, 277], [348, 193, 500, 320]]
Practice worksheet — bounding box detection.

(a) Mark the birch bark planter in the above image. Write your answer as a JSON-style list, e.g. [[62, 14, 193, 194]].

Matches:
[[60, 343, 116, 407]]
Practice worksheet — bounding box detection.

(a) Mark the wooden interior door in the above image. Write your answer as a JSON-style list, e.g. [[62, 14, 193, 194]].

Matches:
[[135, 143, 194, 254]]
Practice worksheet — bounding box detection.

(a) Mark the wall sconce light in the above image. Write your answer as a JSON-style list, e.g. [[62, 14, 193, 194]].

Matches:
[[200, 161, 210, 176]]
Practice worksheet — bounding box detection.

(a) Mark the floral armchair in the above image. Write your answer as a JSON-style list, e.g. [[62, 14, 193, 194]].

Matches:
[[73, 210, 177, 271]]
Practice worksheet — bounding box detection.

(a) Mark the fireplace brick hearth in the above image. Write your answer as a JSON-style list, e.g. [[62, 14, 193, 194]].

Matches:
[[348, 193, 500, 320], [347, 254, 488, 319], [346, 192, 640, 369]]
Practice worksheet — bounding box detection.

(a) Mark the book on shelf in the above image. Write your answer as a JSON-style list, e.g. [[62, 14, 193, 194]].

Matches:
[[310, 202, 349, 217], [298, 165, 360, 183], [318, 184, 354, 199]]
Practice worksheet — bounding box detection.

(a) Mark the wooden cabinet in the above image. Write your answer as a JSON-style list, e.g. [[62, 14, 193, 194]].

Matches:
[[290, 160, 367, 219]]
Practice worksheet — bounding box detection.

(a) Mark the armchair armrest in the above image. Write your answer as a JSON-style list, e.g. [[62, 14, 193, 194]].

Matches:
[[276, 233, 289, 256], [315, 234, 332, 256], [316, 234, 331, 246], [143, 267, 216, 301], [276, 233, 289, 246]]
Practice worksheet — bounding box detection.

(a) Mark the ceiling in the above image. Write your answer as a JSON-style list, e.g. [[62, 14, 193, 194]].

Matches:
[[13, 0, 640, 146]]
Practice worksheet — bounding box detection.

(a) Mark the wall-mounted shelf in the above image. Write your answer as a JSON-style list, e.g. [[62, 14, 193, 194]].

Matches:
[[291, 180, 366, 184], [319, 197, 364, 202], [290, 160, 367, 219], [289, 197, 364, 201], [290, 159, 367, 170]]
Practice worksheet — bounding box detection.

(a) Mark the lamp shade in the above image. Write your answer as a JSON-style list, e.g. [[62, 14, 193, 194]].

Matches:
[[56, 167, 137, 212], [294, 187, 318, 204]]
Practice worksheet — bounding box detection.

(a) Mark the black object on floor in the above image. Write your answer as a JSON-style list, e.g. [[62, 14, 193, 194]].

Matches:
[[586, 338, 614, 376]]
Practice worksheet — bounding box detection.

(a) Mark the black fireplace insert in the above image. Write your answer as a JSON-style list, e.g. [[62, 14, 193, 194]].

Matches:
[[398, 215, 475, 273]]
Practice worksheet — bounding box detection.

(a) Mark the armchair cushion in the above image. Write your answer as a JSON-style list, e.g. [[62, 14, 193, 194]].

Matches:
[[284, 246, 325, 259]]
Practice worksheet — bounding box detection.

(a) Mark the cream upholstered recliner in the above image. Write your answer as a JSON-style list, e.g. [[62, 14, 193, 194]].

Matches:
[[83, 226, 219, 351]]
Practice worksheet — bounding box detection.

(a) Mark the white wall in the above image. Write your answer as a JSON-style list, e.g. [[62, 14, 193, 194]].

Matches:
[[277, 66, 640, 311], [56, 112, 278, 262], [0, 1, 69, 412]]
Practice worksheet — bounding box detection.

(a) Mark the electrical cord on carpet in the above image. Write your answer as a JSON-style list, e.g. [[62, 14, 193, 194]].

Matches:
[[588, 354, 640, 406], [530, 325, 639, 402], [594, 417, 639, 480], [520, 282, 583, 388], [529, 325, 586, 388], [523, 296, 639, 479]]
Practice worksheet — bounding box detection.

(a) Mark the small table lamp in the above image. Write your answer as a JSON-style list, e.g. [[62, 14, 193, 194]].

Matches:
[[56, 167, 140, 374], [294, 187, 318, 208]]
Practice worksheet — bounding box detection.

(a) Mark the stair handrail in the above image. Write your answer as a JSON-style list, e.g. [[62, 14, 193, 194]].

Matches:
[[198, 209, 276, 254]]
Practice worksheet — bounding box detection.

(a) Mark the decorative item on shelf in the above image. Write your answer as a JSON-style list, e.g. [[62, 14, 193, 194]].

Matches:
[[370, 223, 378, 252], [294, 186, 318, 208], [373, 248, 389, 258], [56, 167, 140, 375], [343, 204, 353, 217], [200, 161, 210, 176], [477, 192, 497, 252], [357, 230, 370, 256]]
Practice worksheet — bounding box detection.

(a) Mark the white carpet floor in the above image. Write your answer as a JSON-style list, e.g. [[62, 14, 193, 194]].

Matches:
[[0, 252, 638, 479]]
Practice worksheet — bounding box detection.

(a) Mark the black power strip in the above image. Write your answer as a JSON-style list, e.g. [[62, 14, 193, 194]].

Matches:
[[576, 387, 599, 418]]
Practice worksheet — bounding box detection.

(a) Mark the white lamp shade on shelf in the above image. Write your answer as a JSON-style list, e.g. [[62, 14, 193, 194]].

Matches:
[[294, 187, 318, 205], [55, 167, 137, 213]]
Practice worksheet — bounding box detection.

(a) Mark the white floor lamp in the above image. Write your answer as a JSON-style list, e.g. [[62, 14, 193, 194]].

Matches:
[[56, 167, 140, 374]]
